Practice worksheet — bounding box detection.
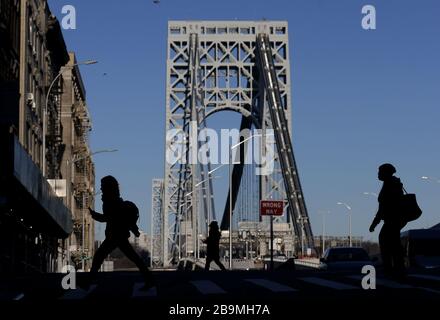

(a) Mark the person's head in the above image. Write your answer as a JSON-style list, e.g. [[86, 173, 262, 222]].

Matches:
[[101, 175, 120, 198], [209, 221, 219, 231], [378, 163, 396, 181]]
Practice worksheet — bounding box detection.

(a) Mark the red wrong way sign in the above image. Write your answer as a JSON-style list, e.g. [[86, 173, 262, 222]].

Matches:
[[260, 200, 285, 216]]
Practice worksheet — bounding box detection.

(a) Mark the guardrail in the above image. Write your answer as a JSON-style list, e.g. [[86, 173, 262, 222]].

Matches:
[[177, 258, 206, 271], [177, 257, 323, 270], [294, 258, 322, 269], [177, 258, 256, 271]]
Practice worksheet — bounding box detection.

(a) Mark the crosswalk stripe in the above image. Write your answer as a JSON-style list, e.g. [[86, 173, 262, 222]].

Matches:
[[409, 274, 440, 282], [299, 277, 358, 290], [59, 285, 97, 300], [13, 293, 24, 301], [347, 275, 413, 289], [132, 282, 157, 297], [245, 279, 296, 292], [417, 287, 440, 294], [190, 280, 226, 295]]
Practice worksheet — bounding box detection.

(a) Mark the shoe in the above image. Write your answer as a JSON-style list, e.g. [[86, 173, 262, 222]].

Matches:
[[77, 273, 97, 290], [139, 276, 156, 291], [139, 281, 156, 291]]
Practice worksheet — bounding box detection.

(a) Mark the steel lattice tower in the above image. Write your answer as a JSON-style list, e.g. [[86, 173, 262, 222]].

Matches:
[[150, 179, 164, 268], [162, 21, 314, 267]]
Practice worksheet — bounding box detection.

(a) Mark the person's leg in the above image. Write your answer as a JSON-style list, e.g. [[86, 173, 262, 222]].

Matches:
[[390, 224, 406, 277], [79, 238, 116, 288], [118, 239, 154, 285], [214, 258, 226, 271], [379, 225, 392, 276], [205, 257, 212, 271], [90, 238, 117, 274]]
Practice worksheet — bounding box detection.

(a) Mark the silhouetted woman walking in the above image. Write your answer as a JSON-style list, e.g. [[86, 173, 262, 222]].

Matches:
[[369, 163, 406, 279], [203, 221, 227, 271], [89, 176, 154, 289]]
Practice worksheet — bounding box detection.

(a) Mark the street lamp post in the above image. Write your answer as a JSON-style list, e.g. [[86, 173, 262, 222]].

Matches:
[[421, 176, 439, 228], [207, 133, 271, 269], [206, 163, 229, 262], [229, 143, 233, 269], [43, 60, 98, 177], [318, 210, 330, 256], [202, 165, 227, 233], [228, 133, 267, 270], [322, 215, 325, 255], [72, 148, 117, 271], [337, 202, 352, 247]]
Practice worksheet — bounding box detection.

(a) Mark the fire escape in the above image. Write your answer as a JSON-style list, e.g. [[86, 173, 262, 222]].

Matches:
[[72, 99, 92, 255], [45, 75, 65, 179]]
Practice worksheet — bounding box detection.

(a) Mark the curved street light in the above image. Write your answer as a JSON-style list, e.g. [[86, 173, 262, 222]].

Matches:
[[337, 202, 352, 247], [318, 210, 331, 256], [43, 60, 98, 176], [363, 192, 378, 198], [179, 175, 220, 260], [205, 132, 274, 268], [421, 176, 440, 183], [228, 133, 271, 269], [72, 148, 118, 164]]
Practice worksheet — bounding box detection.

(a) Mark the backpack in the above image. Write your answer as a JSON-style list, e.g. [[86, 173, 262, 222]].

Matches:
[[123, 200, 140, 236]]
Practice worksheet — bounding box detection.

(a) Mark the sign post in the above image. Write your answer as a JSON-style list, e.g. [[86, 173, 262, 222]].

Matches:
[[260, 200, 284, 271], [270, 216, 273, 270]]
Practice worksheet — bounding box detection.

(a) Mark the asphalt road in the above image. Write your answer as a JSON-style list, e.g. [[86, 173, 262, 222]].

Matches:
[[1, 268, 439, 318]]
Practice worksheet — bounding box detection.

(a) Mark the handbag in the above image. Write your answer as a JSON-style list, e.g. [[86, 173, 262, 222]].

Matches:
[[400, 187, 422, 222]]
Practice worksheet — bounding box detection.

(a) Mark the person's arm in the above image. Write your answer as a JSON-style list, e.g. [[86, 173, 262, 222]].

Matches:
[[89, 208, 108, 222], [369, 203, 384, 232], [369, 213, 381, 232]]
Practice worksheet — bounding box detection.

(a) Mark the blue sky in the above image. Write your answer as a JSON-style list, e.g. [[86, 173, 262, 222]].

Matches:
[[48, 0, 440, 242]]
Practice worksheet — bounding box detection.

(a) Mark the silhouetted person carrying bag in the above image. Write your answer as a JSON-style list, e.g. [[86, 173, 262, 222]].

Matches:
[[369, 164, 406, 280], [203, 221, 227, 271], [88, 176, 155, 290]]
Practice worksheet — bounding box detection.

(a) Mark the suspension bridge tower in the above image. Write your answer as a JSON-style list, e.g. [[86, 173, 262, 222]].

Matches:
[[157, 21, 314, 267]]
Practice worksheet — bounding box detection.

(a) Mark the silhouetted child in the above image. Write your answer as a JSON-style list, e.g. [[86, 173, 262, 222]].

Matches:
[[203, 221, 227, 271], [88, 175, 154, 290], [369, 163, 406, 280]]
